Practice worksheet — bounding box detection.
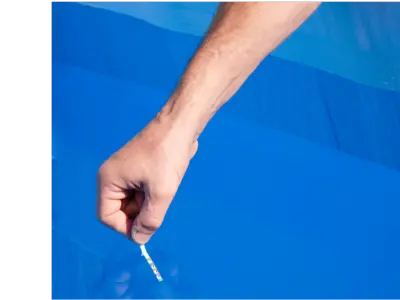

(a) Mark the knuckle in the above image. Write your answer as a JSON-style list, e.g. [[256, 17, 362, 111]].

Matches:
[[155, 190, 175, 202], [97, 161, 111, 179], [98, 154, 120, 176], [96, 161, 116, 191], [95, 200, 112, 226], [95, 206, 107, 224], [140, 217, 163, 232], [96, 211, 115, 231], [152, 184, 177, 201], [95, 204, 103, 220]]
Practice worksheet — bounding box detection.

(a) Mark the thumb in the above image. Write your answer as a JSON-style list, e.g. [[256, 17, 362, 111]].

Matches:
[[131, 191, 173, 244]]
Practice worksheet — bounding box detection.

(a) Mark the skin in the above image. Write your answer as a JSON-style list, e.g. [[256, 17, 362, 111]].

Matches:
[[97, 2, 321, 244]]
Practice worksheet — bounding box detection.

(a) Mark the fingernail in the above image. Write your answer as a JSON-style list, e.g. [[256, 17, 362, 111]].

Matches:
[[133, 232, 149, 245], [131, 226, 137, 239]]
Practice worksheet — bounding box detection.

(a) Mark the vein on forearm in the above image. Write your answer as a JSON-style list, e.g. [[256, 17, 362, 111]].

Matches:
[[161, 2, 321, 139]]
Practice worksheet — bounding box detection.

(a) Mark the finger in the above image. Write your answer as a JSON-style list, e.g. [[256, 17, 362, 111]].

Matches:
[[131, 191, 174, 244], [96, 164, 129, 220], [97, 189, 126, 225], [100, 192, 145, 239], [101, 210, 134, 238], [121, 191, 145, 219], [97, 163, 142, 239]]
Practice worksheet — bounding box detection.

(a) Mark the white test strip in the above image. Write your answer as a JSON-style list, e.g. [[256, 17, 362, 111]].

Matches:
[[140, 244, 163, 282]]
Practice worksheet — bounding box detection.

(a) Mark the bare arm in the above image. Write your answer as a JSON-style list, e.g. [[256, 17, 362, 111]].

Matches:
[[160, 2, 320, 140], [98, 2, 321, 244]]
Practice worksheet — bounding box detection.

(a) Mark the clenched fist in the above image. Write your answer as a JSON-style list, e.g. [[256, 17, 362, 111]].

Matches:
[[97, 116, 198, 244]]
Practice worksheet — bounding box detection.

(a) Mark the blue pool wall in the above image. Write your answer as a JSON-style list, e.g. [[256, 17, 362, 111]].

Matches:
[[52, 3, 400, 299]]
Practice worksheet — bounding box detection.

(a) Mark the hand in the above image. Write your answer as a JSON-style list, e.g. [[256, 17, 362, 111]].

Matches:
[[97, 116, 198, 244]]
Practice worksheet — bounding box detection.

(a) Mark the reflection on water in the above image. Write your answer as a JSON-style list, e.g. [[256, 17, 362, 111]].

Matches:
[[91, 247, 196, 299]]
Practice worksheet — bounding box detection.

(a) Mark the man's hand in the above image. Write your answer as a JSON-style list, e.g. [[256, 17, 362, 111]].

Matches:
[[97, 116, 198, 244], [96, 2, 320, 244]]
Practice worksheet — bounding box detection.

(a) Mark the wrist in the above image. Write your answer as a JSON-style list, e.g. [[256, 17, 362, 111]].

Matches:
[[156, 97, 203, 143]]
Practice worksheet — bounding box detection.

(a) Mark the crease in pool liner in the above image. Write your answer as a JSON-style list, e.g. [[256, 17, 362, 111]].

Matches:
[[140, 244, 164, 282], [79, 2, 400, 92]]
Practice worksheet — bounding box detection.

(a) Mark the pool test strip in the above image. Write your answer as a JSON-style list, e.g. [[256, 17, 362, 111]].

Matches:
[[140, 244, 163, 282]]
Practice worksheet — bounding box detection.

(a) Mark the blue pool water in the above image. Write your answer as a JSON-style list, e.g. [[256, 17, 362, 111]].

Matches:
[[52, 3, 400, 298]]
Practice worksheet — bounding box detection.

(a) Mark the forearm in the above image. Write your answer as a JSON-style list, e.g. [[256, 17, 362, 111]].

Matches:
[[159, 2, 320, 140]]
